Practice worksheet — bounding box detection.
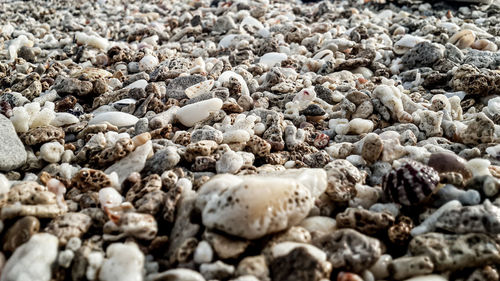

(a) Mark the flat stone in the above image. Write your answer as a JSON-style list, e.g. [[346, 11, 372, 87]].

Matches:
[[0, 115, 27, 171]]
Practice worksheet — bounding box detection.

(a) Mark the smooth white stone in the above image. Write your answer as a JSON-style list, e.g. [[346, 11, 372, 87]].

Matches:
[[124, 79, 148, 90], [259, 52, 288, 68], [219, 34, 237, 48], [89, 112, 139, 127], [51, 112, 79, 127], [193, 241, 213, 264], [240, 16, 264, 30], [99, 187, 123, 209], [176, 98, 223, 127]]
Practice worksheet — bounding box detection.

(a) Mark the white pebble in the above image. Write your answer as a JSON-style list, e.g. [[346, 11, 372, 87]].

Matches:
[[124, 79, 148, 90], [40, 141, 65, 163], [259, 52, 288, 68], [98, 187, 123, 209], [194, 241, 213, 264], [51, 112, 79, 127], [467, 158, 491, 177], [139, 55, 159, 72], [75, 32, 109, 50], [89, 112, 139, 127], [176, 98, 223, 127]]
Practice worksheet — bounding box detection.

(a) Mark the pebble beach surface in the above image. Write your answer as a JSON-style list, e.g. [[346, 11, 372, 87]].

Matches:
[[1, 0, 500, 280]]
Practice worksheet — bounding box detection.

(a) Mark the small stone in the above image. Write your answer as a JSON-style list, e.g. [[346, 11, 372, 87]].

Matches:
[[0, 115, 27, 171], [17, 46, 37, 62], [166, 75, 206, 99], [451, 64, 500, 96], [89, 112, 139, 127], [216, 150, 244, 174], [299, 104, 325, 117], [45, 212, 92, 245], [194, 241, 213, 264], [324, 159, 363, 202], [460, 112, 495, 145], [433, 200, 500, 234], [402, 42, 443, 68], [53, 77, 93, 96], [40, 141, 64, 163], [361, 133, 383, 163], [313, 228, 382, 273], [21, 125, 65, 146], [2, 216, 40, 252], [336, 208, 394, 236], [427, 152, 472, 180], [99, 242, 144, 281], [58, 249, 75, 268], [143, 147, 181, 176], [299, 216, 337, 239], [176, 98, 223, 127], [0, 233, 58, 281]]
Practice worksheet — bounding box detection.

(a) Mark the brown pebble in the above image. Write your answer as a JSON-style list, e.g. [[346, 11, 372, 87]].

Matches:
[[2, 216, 40, 252]]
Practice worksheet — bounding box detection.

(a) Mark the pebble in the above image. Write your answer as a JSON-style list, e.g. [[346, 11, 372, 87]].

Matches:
[[0, 233, 58, 281], [2, 216, 40, 252], [99, 242, 144, 281], [89, 112, 139, 127], [196, 169, 327, 239], [176, 98, 223, 127], [194, 241, 214, 264], [0, 114, 27, 171], [313, 228, 382, 273]]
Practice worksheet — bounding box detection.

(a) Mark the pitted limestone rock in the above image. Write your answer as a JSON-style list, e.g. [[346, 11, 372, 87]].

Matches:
[[196, 168, 327, 239]]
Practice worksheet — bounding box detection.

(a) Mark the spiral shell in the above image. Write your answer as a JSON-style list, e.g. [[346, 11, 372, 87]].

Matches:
[[383, 159, 440, 206]]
